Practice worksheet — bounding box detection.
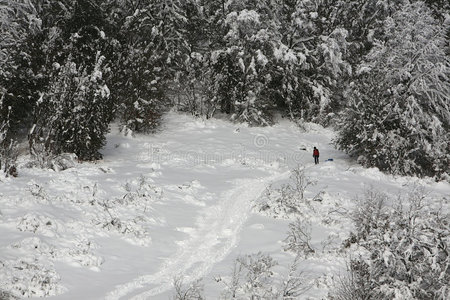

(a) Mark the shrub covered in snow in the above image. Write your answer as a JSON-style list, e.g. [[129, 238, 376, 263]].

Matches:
[[25, 151, 78, 172], [0, 258, 65, 298], [333, 187, 450, 299], [88, 176, 162, 245], [283, 218, 315, 257], [9, 237, 103, 269], [173, 278, 205, 300], [216, 252, 308, 300], [257, 167, 316, 218], [16, 213, 58, 236]]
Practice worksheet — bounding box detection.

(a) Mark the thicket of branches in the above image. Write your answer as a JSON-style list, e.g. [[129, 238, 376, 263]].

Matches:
[[0, 0, 448, 178], [331, 188, 449, 299]]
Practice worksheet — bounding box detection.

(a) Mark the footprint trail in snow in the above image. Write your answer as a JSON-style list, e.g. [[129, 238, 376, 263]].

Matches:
[[105, 171, 289, 300]]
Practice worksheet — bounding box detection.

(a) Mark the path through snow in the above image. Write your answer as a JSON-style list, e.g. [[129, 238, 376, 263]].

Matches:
[[1, 112, 448, 300], [106, 171, 290, 299]]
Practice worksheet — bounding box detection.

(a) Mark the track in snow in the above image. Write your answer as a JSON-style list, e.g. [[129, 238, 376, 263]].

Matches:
[[105, 171, 289, 300]]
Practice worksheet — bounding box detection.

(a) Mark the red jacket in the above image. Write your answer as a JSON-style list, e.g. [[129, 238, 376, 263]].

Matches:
[[313, 149, 319, 156]]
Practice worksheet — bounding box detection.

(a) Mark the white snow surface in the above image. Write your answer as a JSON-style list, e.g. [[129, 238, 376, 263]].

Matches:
[[1, 112, 449, 299]]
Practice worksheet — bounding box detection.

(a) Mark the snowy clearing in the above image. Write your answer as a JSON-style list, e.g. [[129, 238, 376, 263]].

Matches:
[[1, 112, 448, 299]]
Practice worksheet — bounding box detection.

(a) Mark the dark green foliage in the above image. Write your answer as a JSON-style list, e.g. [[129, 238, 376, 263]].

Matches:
[[336, 2, 450, 178], [0, 1, 47, 134], [1, 0, 448, 178], [0, 105, 18, 176], [27, 0, 115, 161], [30, 54, 112, 161], [208, 1, 280, 125], [110, 8, 166, 133], [108, 0, 187, 133]]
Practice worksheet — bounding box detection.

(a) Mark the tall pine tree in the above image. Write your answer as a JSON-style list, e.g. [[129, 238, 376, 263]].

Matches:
[[29, 0, 114, 161], [337, 1, 450, 178]]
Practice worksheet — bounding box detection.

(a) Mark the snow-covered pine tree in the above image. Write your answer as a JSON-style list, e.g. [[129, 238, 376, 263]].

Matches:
[[267, 0, 303, 120], [173, 0, 218, 118], [0, 0, 46, 133], [113, 38, 164, 134], [0, 100, 18, 177], [29, 0, 114, 161], [0, 1, 28, 62], [268, 0, 352, 123], [30, 53, 111, 161], [111, 0, 188, 133], [298, 0, 350, 122], [211, 0, 279, 125], [337, 1, 450, 178]]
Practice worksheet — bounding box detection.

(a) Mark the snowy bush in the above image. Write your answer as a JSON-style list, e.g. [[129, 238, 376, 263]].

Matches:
[[217, 252, 308, 299], [26, 149, 78, 172], [334, 187, 450, 299], [283, 217, 341, 258], [0, 258, 65, 298], [120, 175, 164, 209], [16, 213, 59, 236], [346, 189, 390, 244], [277, 256, 310, 300], [97, 213, 150, 242], [218, 252, 277, 299], [57, 239, 104, 268], [0, 139, 18, 177], [283, 219, 315, 257], [27, 182, 50, 203], [0, 289, 18, 300], [49, 153, 78, 171], [26, 141, 52, 170], [258, 167, 316, 218], [173, 278, 205, 300], [10, 237, 55, 257], [93, 197, 151, 245], [329, 259, 373, 300], [119, 97, 161, 135], [10, 237, 103, 269], [89, 176, 161, 245], [236, 252, 278, 299]]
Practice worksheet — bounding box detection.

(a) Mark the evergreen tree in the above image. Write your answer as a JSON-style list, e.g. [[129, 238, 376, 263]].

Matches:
[[2, 0, 449, 179], [268, 0, 351, 123], [0, 0, 45, 133], [337, 1, 450, 178], [0, 102, 18, 176], [29, 0, 114, 161], [174, 0, 217, 118], [211, 1, 279, 125], [30, 53, 112, 161], [111, 0, 187, 133]]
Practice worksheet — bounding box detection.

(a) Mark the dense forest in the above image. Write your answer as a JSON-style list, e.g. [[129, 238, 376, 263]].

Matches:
[[0, 0, 449, 179]]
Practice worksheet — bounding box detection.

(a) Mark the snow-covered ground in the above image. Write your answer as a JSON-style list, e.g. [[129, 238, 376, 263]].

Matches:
[[1, 112, 448, 299]]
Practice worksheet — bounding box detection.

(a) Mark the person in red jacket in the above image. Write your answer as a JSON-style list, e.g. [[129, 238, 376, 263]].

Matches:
[[313, 147, 319, 164]]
